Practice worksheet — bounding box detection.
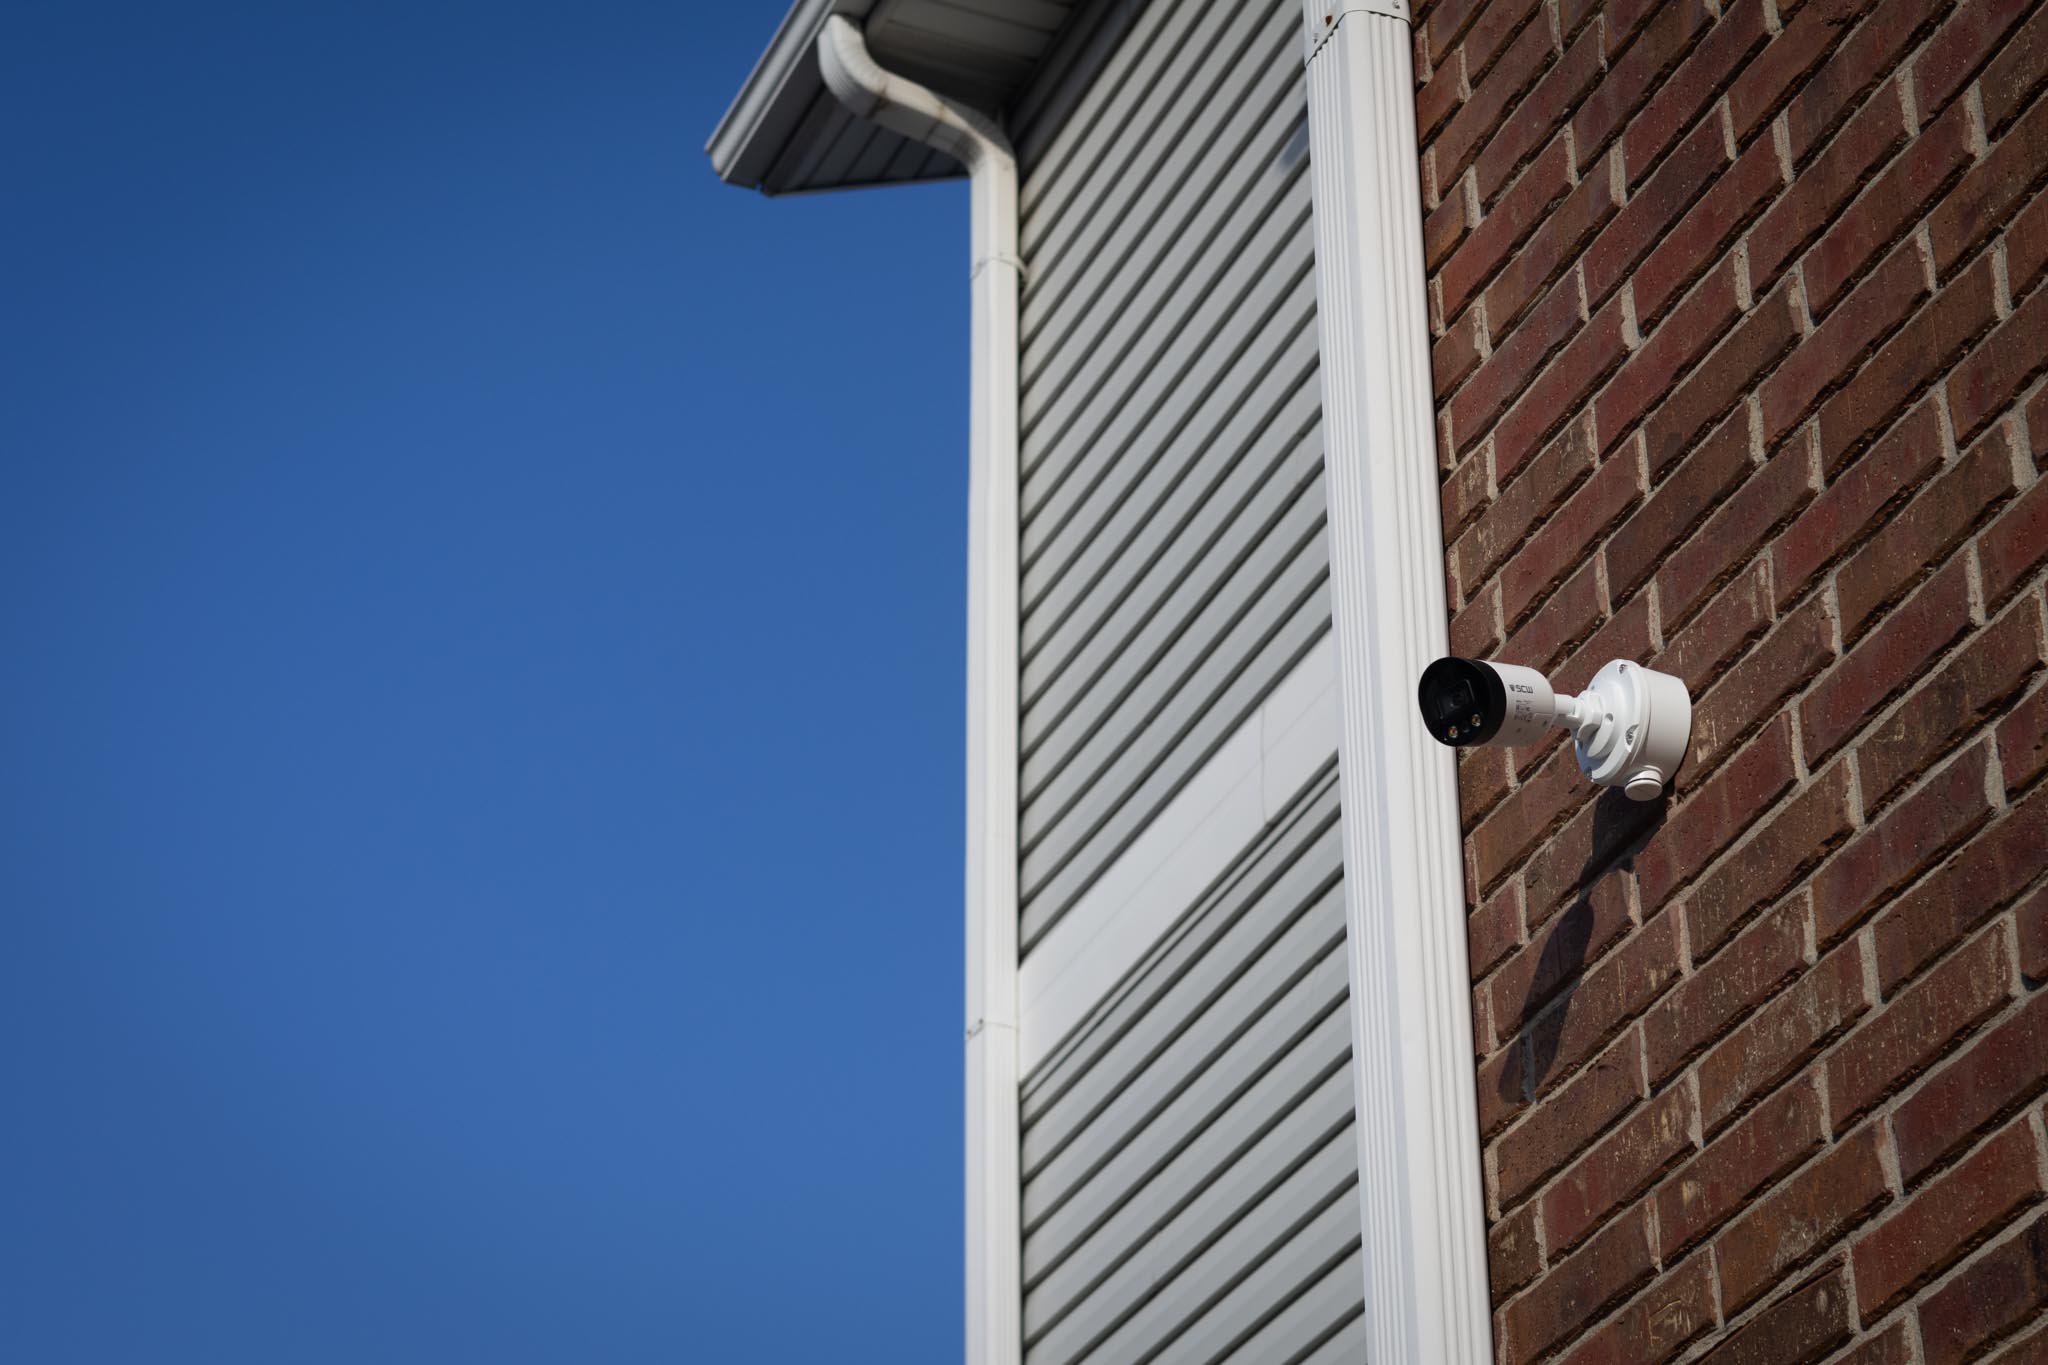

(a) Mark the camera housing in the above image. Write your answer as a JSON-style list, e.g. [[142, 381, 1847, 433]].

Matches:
[[1418, 656, 1692, 801]]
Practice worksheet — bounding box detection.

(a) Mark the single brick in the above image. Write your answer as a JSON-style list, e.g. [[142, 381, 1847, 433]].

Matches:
[[1417, 46, 1464, 143], [1500, 1205, 1657, 1365], [1826, 921, 2013, 1125], [1659, 560, 1774, 695], [1623, 0, 1772, 187], [1433, 11, 1555, 189], [1854, 1117, 2046, 1316], [2020, 882, 2048, 983], [1654, 436, 1816, 627], [1914, 1214, 2048, 1365], [1833, 426, 2017, 638], [1696, 936, 1869, 1132], [1583, 115, 1729, 307], [1596, 262, 1743, 456], [1475, 21, 1606, 206], [1643, 284, 1800, 476], [1981, 0, 2048, 132], [1891, 991, 2048, 1183], [1769, 400, 1942, 610], [1951, 287, 2048, 447], [2009, 183, 2048, 302], [1435, 306, 1487, 399], [1654, 1072, 1827, 1255], [1425, 188, 1470, 271], [1501, 450, 1642, 625], [1874, 783, 2048, 991], [2033, 383, 2048, 468], [1801, 557, 1975, 763], [1929, 94, 2048, 273], [1727, 0, 1878, 144], [1448, 272, 1583, 452], [2002, 682, 2048, 795], [1645, 895, 1806, 1082], [1570, 0, 1712, 174], [1706, 1261, 1854, 1363], [1485, 162, 1624, 336], [1759, 242, 1928, 449], [1634, 714, 1798, 910], [1491, 875, 1634, 1039], [1683, 597, 1832, 777], [1541, 1078, 1695, 1254], [1605, 407, 1750, 597], [1489, 1200, 1543, 1304], [1497, 1029, 1643, 1206], [1713, 1123, 1891, 1311], [1633, 131, 1781, 328], [1857, 600, 2043, 808], [1816, 249, 2001, 469], [1552, 1248, 1715, 1365], [1977, 470, 2048, 628], [1813, 743, 1996, 944], [1492, 293, 1632, 479], [1803, 97, 1975, 319], [1750, 79, 1911, 292], [1688, 763, 1858, 959], [1913, 0, 2036, 120], [1439, 135, 1573, 321]]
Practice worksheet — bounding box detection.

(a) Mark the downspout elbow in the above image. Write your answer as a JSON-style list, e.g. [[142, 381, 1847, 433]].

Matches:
[[815, 16, 1020, 277]]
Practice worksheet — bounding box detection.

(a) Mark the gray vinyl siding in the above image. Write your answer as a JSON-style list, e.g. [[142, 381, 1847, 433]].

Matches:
[[1018, 779, 1361, 1362], [1014, 1, 1362, 1356]]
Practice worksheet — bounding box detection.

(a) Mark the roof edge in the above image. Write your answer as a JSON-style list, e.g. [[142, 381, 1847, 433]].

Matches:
[[705, 0, 868, 190]]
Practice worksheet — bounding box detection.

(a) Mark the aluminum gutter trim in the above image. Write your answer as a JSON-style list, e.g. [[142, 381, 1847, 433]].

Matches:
[[1299, 0, 1495, 1358], [814, 17, 1025, 1364]]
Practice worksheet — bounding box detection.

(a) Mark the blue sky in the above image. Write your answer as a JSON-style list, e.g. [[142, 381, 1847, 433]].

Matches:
[[1, 4, 971, 1360]]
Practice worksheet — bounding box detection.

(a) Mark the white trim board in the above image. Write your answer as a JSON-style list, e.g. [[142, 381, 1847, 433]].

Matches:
[[1302, 1, 1496, 1359], [1017, 633, 1340, 1076]]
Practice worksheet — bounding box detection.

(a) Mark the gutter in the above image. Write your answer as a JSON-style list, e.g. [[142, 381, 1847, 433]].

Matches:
[[815, 18, 1024, 1365]]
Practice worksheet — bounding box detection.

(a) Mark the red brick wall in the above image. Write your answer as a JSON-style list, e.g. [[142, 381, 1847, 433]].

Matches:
[[1416, 0, 2048, 1358]]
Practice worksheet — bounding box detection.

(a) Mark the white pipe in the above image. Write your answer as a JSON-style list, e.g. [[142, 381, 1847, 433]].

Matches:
[[816, 19, 1023, 1365]]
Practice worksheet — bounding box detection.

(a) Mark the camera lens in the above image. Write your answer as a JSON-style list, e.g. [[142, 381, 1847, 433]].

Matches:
[[1418, 657, 1505, 747]]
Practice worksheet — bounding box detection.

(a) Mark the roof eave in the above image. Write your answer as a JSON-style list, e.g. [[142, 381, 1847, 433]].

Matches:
[[705, 0, 868, 191]]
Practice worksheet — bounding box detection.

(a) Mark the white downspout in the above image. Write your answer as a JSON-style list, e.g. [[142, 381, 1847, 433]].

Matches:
[[816, 19, 1023, 1365], [1300, 0, 1496, 1360]]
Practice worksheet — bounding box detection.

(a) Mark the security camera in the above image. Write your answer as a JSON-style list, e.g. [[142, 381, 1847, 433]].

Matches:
[[1417, 657, 1692, 801]]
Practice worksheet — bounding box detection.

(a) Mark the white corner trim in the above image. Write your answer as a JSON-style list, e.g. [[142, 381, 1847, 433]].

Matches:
[[1016, 636, 1339, 1075], [1303, 9, 1496, 1364], [816, 18, 1024, 1365]]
